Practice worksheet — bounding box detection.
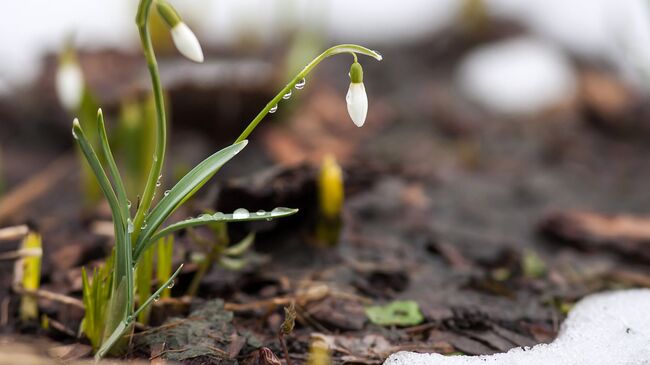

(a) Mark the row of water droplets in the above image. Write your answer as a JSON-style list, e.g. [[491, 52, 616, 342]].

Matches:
[[195, 207, 292, 221], [269, 77, 306, 114]]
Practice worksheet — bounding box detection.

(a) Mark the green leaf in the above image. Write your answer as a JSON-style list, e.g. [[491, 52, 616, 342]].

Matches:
[[134, 141, 248, 261], [72, 119, 125, 230], [218, 256, 247, 271], [97, 109, 130, 222], [150, 207, 298, 242], [224, 232, 255, 257], [365, 300, 424, 327], [157, 236, 174, 299], [136, 244, 154, 324]]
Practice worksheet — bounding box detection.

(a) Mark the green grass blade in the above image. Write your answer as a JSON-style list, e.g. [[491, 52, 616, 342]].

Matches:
[[133, 141, 248, 261], [72, 119, 125, 229], [132, 264, 183, 320], [97, 109, 130, 221], [156, 236, 173, 299], [149, 207, 298, 243], [136, 244, 154, 324]]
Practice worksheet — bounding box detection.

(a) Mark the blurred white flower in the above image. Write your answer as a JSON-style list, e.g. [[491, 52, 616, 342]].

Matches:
[[56, 61, 84, 111], [346, 82, 367, 127], [171, 23, 204, 63]]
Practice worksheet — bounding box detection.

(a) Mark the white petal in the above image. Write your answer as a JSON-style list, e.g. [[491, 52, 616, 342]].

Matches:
[[171, 23, 204, 63], [55, 63, 84, 111], [346, 83, 368, 127]]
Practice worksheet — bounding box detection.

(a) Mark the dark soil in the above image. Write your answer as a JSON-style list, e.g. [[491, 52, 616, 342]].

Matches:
[[1, 25, 649, 364]]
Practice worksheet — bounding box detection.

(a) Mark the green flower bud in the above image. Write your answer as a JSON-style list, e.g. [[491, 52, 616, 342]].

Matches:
[[156, 0, 182, 28], [349, 62, 363, 84]]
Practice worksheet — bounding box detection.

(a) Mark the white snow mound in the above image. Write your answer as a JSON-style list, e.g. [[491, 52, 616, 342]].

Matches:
[[384, 289, 650, 365], [456, 37, 576, 115]]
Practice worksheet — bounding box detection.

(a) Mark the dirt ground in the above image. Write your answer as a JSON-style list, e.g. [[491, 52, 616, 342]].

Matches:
[[1, 25, 649, 364]]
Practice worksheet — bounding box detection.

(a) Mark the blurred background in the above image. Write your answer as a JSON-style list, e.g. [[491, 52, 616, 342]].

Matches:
[[3, 0, 650, 338]]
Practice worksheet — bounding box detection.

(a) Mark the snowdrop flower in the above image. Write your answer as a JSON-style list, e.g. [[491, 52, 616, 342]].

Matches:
[[346, 62, 368, 127], [56, 55, 84, 111], [157, 1, 204, 63]]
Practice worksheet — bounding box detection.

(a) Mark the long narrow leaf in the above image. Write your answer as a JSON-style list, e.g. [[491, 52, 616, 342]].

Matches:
[[132, 264, 183, 320], [134, 141, 248, 260], [97, 109, 130, 221], [72, 119, 125, 229], [149, 208, 298, 242]]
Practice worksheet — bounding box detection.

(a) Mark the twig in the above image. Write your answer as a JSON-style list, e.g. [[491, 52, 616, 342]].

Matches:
[[0, 225, 29, 241], [278, 331, 292, 365], [0, 155, 74, 223], [13, 287, 84, 309]]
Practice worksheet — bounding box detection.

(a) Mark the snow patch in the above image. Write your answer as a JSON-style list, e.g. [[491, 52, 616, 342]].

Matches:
[[456, 37, 576, 115], [384, 289, 650, 365]]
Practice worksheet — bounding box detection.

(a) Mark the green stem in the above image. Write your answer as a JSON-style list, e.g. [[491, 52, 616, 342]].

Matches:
[[133, 0, 167, 244], [234, 44, 381, 143]]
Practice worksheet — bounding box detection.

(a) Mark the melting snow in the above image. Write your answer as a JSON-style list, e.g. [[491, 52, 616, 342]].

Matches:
[[456, 37, 576, 115], [384, 289, 650, 365]]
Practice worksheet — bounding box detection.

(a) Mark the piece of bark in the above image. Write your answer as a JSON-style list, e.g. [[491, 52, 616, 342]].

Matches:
[[540, 210, 650, 261]]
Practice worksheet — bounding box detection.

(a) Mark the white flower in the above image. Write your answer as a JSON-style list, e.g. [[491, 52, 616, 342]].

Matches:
[[346, 83, 368, 127], [171, 23, 204, 63], [56, 62, 84, 111]]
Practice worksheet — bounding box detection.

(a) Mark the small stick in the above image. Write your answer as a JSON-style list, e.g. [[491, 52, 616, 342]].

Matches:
[[13, 287, 84, 309], [0, 224, 29, 241], [278, 302, 296, 365]]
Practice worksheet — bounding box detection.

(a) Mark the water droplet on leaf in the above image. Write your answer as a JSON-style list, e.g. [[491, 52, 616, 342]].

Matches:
[[233, 208, 250, 219], [295, 78, 306, 89], [164, 190, 170, 197], [269, 104, 278, 114], [256, 210, 265, 216], [283, 90, 292, 99]]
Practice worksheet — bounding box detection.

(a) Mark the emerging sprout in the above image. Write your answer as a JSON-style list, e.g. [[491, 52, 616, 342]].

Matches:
[[157, 1, 204, 63], [318, 154, 344, 219], [346, 62, 368, 127], [56, 51, 84, 111]]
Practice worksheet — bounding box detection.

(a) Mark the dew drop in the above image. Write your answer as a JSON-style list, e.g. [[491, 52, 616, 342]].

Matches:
[[127, 219, 134, 233], [127, 200, 132, 208], [156, 181, 161, 187], [141, 222, 147, 230], [167, 281, 175, 289], [256, 210, 266, 216], [164, 190, 170, 197], [213, 212, 225, 219], [153, 294, 160, 302], [71, 129, 78, 139], [233, 208, 250, 219], [152, 154, 158, 162], [282, 90, 292, 99], [271, 207, 291, 217], [198, 213, 211, 221], [295, 78, 306, 90], [269, 104, 278, 114]]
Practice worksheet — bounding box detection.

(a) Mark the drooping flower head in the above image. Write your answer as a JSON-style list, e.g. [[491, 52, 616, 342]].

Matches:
[[346, 61, 368, 127], [56, 48, 84, 111], [157, 1, 204, 63]]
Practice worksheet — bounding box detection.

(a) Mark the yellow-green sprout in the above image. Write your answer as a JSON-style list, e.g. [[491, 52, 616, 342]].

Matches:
[[18, 232, 42, 321]]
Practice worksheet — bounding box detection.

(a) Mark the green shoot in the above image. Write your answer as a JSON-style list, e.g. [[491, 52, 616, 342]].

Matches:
[[156, 236, 174, 299], [80, 253, 114, 351], [69, 0, 382, 358], [18, 231, 42, 322], [186, 222, 255, 297], [135, 244, 154, 324]]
